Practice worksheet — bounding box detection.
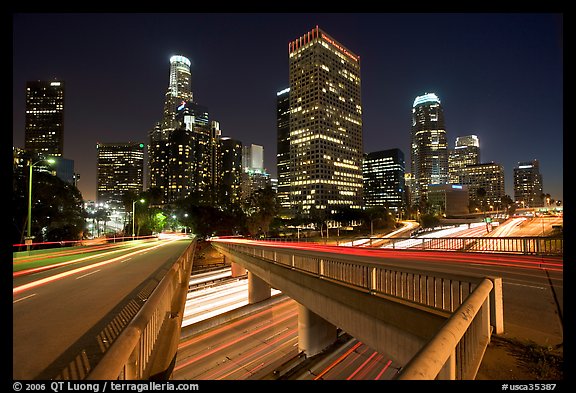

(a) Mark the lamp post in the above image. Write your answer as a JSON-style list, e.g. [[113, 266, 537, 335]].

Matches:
[[26, 157, 55, 251], [132, 199, 145, 240]]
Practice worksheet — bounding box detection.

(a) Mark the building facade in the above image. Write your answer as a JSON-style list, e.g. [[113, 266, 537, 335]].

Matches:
[[220, 137, 243, 205], [96, 142, 144, 209], [288, 26, 364, 216], [427, 184, 470, 216], [459, 162, 505, 211], [25, 80, 65, 157], [410, 93, 448, 205], [362, 149, 405, 212], [241, 144, 271, 202], [514, 160, 544, 208], [448, 135, 480, 184], [276, 87, 291, 213]]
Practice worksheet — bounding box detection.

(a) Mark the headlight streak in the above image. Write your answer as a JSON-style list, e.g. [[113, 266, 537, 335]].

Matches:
[[13, 238, 182, 296]]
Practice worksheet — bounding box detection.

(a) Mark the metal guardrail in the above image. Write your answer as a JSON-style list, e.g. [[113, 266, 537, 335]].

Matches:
[[212, 239, 503, 380], [259, 236, 563, 256], [87, 239, 196, 380]]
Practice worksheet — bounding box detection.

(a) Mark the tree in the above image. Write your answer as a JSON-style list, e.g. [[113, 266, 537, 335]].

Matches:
[[363, 206, 391, 236], [244, 186, 279, 237], [13, 171, 86, 243]]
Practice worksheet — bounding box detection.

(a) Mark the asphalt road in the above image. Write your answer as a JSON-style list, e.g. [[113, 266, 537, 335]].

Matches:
[[174, 298, 300, 380], [13, 237, 193, 380]]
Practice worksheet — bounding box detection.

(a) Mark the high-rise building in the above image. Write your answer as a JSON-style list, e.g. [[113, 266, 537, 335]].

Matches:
[[241, 144, 271, 201], [514, 160, 544, 208], [362, 149, 405, 212], [25, 80, 65, 157], [448, 135, 480, 184], [460, 162, 505, 210], [220, 137, 243, 205], [243, 144, 264, 172], [276, 87, 291, 213], [162, 55, 193, 130], [288, 26, 363, 215], [410, 93, 448, 205], [149, 55, 215, 205], [96, 142, 144, 210]]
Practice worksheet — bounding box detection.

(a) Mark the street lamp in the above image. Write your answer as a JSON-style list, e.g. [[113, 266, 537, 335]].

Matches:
[[132, 199, 145, 239], [26, 157, 55, 251]]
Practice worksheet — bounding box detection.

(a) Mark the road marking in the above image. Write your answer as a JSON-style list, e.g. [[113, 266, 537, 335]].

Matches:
[[13, 293, 37, 304], [503, 281, 546, 290], [76, 269, 101, 280], [120, 257, 132, 263]]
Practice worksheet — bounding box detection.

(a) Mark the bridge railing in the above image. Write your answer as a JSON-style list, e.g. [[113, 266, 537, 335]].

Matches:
[[261, 236, 563, 256], [397, 278, 494, 379], [87, 239, 196, 380], [213, 239, 503, 379]]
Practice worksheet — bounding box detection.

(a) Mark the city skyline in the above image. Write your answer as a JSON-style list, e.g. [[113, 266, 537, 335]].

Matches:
[[12, 13, 563, 203]]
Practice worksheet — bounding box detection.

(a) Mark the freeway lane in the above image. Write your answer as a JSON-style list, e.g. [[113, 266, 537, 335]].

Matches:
[[13, 236, 193, 380], [174, 299, 300, 380]]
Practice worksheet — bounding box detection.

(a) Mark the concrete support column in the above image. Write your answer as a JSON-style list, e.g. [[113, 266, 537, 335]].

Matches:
[[248, 271, 271, 304], [298, 304, 337, 357], [230, 261, 246, 277]]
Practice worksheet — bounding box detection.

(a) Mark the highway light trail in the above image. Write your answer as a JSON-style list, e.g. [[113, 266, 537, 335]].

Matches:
[[174, 300, 298, 379], [13, 237, 182, 295], [212, 237, 562, 273]]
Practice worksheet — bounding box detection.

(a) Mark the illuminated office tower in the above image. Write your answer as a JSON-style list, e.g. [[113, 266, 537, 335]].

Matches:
[[410, 92, 448, 204], [276, 87, 291, 213], [162, 55, 193, 130], [448, 135, 480, 184], [241, 144, 271, 202], [362, 149, 405, 212], [149, 55, 216, 204], [288, 26, 363, 215], [243, 144, 264, 172], [96, 142, 144, 209], [25, 80, 65, 157], [460, 162, 505, 209], [220, 137, 243, 205], [514, 160, 543, 207]]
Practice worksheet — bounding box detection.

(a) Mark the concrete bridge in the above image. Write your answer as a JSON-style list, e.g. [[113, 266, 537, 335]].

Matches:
[[209, 238, 504, 380], [85, 237, 503, 380]]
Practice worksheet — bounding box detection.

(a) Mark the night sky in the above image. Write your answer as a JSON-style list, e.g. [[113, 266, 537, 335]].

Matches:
[[12, 13, 563, 203]]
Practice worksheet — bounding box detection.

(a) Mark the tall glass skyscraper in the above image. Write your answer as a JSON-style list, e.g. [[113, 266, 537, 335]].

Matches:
[[276, 87, 291, 213], [149, 54, 218, 204], [448, 134, 480, 184], [288, 26, 363, 215], [162, 55, 193, 130], [410, 92, 448, 205], [25, 80, 65, 157]]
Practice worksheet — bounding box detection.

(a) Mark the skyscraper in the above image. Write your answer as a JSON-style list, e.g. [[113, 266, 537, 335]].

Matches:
[[96, 142, 144, 209], [448, 135, 480, 184], [276, 87, 291, 213], [514, 160, 544, 207], [362, 149, 405, 212], [410, 92, 448, 205], [162, 55, 193, 130], [25, 80, 65, 157], [149, 55, 215, 204], [288, 26, 363, 216], [241, 144, 271, 202], [460, 162, 505, 210], [220, 137, 243, 205]]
